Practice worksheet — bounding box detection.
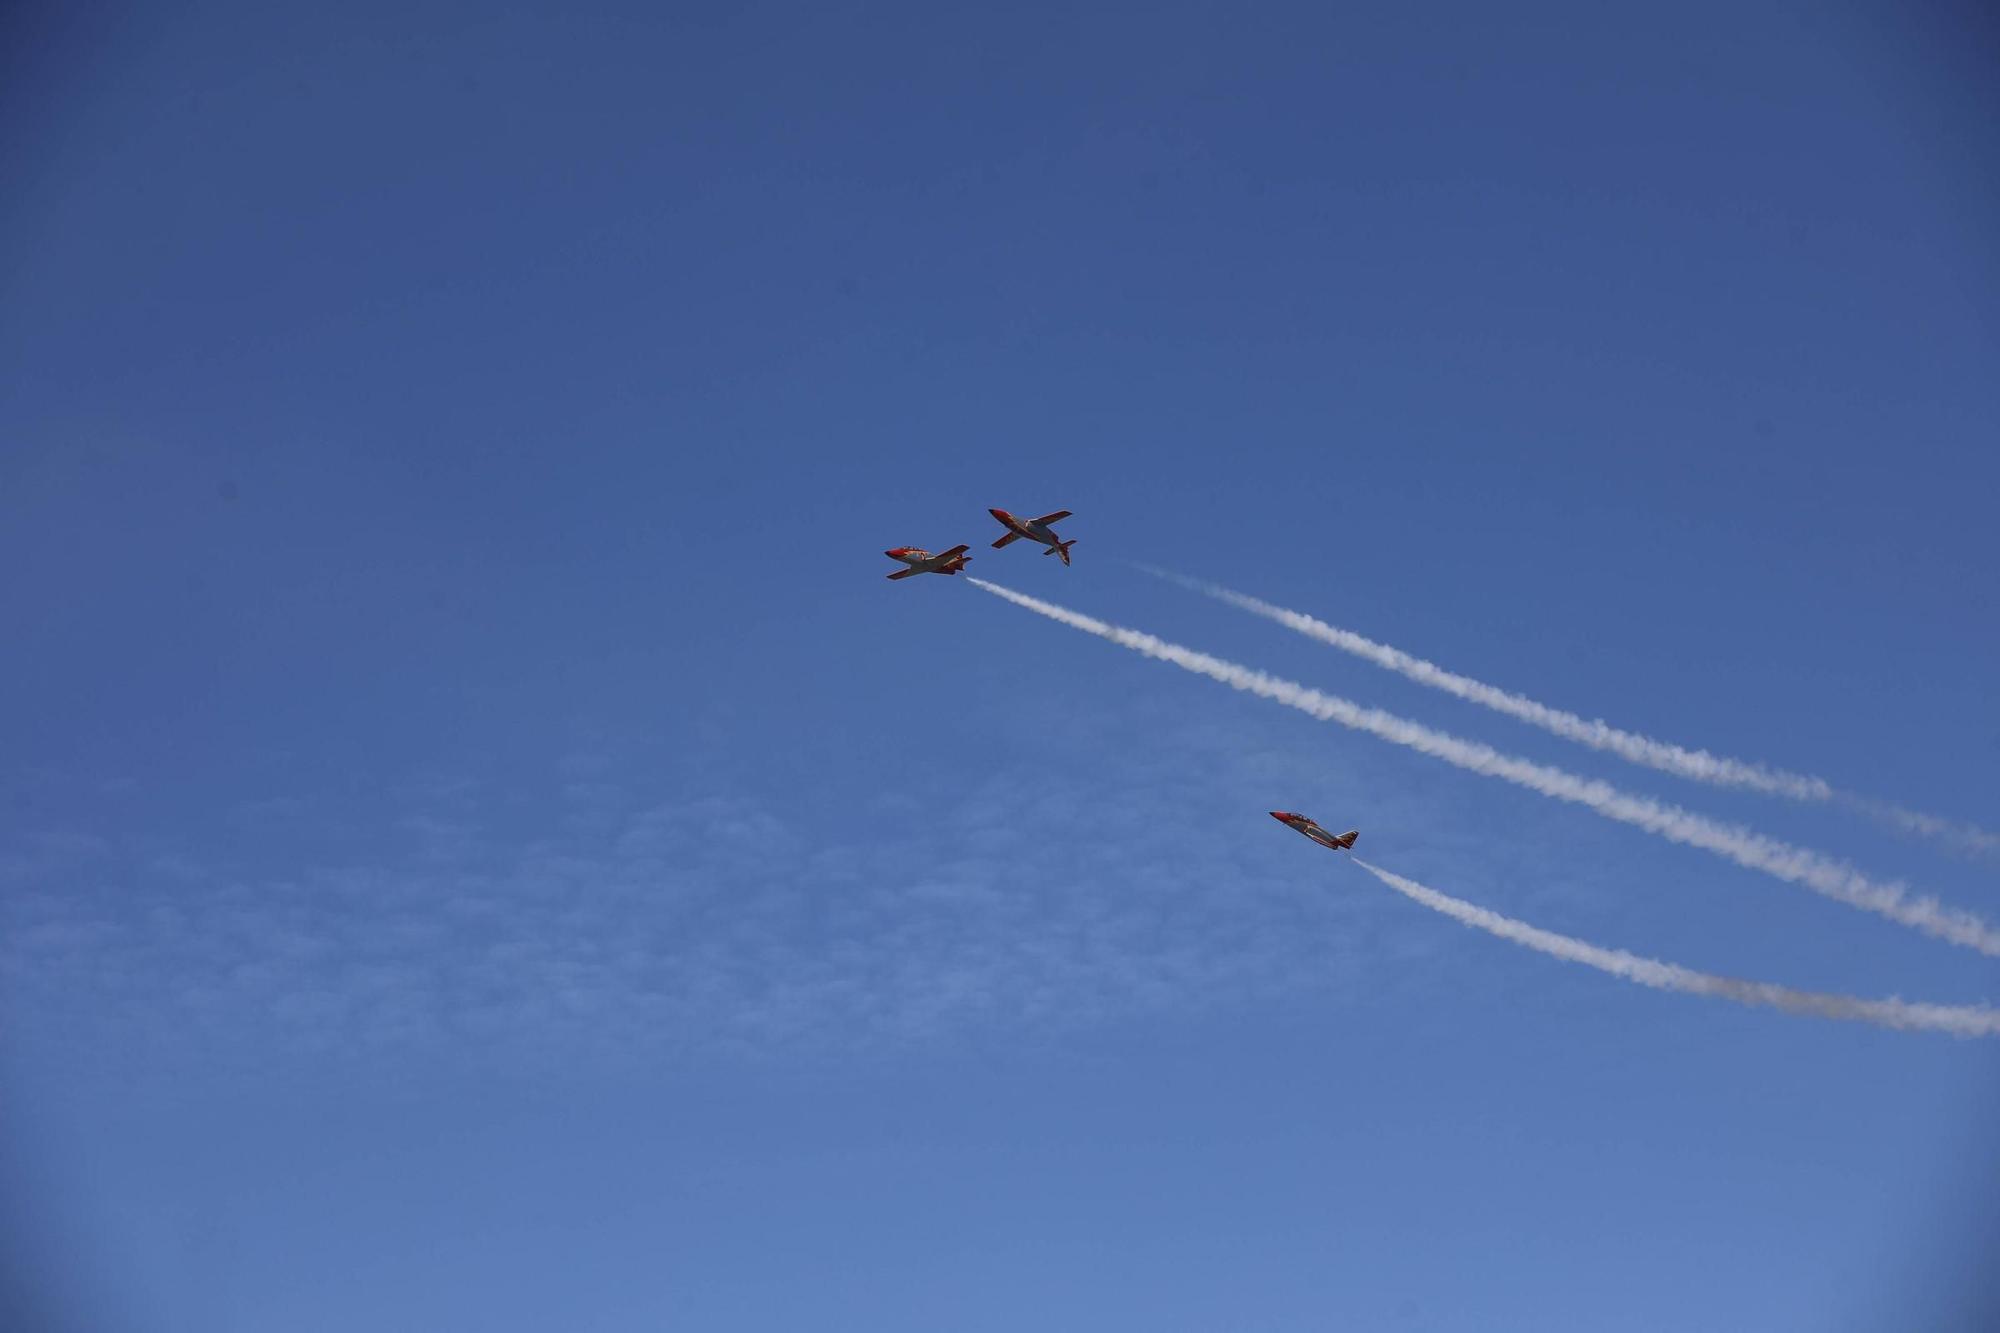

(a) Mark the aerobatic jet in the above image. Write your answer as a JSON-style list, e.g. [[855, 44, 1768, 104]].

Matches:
[[884, 545, 973, 580], [1270, 811, 1359, 850], [988, 508, 1076, 566]]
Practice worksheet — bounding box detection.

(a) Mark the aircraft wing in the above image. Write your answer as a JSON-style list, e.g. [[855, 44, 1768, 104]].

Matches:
[[938, 544, 970, 560], [1033, 510, 1072, 525], [992, 531, 1023, 548], [886, 567, 920, 580]]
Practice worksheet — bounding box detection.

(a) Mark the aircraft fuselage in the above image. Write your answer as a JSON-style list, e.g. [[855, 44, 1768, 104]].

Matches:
[[992, 512, 1053, 544], [988, 509, 1074, 561], [1270, 811, 1359, 851], [885, 546, 970, 578]]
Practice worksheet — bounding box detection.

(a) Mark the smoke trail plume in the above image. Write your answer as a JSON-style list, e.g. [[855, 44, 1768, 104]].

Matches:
[[1138, 566, 2000, 858], [1836, 795, 2000, 860], [966, 578, 2000, 955], [1350, 859, 2000, 1037]]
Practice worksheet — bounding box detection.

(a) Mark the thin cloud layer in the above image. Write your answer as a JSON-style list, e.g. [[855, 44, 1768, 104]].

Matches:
[[0, 745, 1390, 1077]]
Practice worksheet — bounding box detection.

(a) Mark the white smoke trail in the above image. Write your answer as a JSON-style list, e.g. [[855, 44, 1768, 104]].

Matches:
[[1138, 565, 1824, 799], [966, 578, 2000, 955], [1138, 566, 2000, 858], [1836, 794, 2000, 860], [1350, 860, 2000, 1037]]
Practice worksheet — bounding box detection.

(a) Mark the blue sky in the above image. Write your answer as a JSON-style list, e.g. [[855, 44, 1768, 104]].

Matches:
[[4, 1, 1998, 1328]]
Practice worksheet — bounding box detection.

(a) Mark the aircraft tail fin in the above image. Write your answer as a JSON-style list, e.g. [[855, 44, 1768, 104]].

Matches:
[[1334, 830, 1359, 849], [1045, 539, 1076, 566]]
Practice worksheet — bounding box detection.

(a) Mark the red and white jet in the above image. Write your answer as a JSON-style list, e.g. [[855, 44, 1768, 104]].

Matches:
[[884, 545, 972, 580], [988, 508, 1076, 566], [1270, 811, 1359, 851]]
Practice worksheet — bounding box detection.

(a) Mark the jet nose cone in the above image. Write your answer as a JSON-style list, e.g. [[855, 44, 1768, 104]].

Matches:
[[989, 508, 1009, 520], [1269, 811, 1289, 822]]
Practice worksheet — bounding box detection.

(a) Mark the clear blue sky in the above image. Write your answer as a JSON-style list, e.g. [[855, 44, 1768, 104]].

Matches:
[[4, 1, 1998, 1329]]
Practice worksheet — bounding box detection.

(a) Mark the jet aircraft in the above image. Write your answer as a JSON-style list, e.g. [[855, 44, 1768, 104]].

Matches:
[[884, 545, 972, 580], [988, 508, 1076, 565], [1270, 811, 1359, 851]]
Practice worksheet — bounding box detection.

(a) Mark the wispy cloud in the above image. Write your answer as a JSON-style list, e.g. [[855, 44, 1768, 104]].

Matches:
[[0, 729, 1405, 1077]]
